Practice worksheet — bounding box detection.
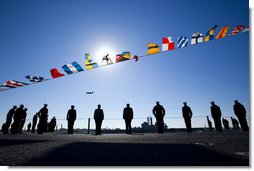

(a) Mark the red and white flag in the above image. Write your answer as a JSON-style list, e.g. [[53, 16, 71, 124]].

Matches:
[[229, 25, 245, 36], [162, 37, 175, 51], [2, 80, 29, 88]]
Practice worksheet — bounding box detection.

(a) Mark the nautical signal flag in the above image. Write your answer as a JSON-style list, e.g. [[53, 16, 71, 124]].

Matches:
[[25, 75, 45, 83], [1, 80, 29, 88], [177, 36, 188, 48], [62, 62, 84, 75], [50, 68, 65, 78], [116, 52, 131, 63], [85, 54, 99, 70], [147, 43, 159, 55], [102, 54, 113, 65], [133, 55, 139, 62], [191, 33, 204, 45], [216, 26, 230, 39], [204, 25, 218, 42], [162, 37, 174, 51], [229, 25, 245, 36]]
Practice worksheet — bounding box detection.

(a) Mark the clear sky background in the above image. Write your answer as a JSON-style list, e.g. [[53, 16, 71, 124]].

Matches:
[[0, 0, 249, 129]]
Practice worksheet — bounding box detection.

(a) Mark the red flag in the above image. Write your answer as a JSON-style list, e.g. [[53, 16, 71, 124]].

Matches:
[[50, 68, 65, 78], [162, 37, 174, 51], [133, 55, 139, 62]]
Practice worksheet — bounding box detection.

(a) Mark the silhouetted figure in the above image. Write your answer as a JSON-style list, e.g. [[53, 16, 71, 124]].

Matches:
[[222, 118, 230, 129], [233, 100, 249, 132], [94, 104, 104, 135], [31, 113, 38, 133], [210, 101, 222, 132], [48, 117, 57, 132], [152, 101, 166, 133], [123, 103, 133, 134], [27, 122, 31, 132], [207, 116, 213, 131], [10, 104, 24, 134], [67, 105, 76, 134], [19, 108, 27, 133], [231, 117, 240, 129], [182, 102, 193, 133], [1, 123, 7, 133], [37, 104, 48, 134], [3, 105, 17, 134]]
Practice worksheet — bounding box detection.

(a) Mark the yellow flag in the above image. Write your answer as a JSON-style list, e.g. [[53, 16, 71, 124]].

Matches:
[[147, 43, 159, 55]]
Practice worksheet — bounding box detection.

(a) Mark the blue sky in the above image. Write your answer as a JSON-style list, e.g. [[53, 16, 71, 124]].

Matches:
[[0, 0, 249, 129]]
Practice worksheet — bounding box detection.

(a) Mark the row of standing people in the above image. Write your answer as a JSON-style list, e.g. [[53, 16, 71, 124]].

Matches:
[[180, 100, 248, 133], [67, 100, 249, 135], [1, 100, 249, 135], [2, 104, 56, 134], [143, 100, 248, 134]]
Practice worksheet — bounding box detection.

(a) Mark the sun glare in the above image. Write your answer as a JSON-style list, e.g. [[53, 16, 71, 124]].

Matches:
[[94, 46, 116, 64]]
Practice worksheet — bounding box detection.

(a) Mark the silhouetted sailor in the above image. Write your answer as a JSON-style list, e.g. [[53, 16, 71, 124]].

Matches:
[[123, 103, 133, 134], [222, 118, 230, 129], [27, 122, 31, 132], [3, 105, 17, 134], [182, 102, 193, 133], [152, 101, 166, 133], [19, 108, 27, 133], [231, 117, 240, 129], [67, 106, 76, 134], [206, 116, 213, 131], [37, 104, 48, 134], [210, 101, 222, 132], [10, 104, 24, 134], [233, 100, 249, 132], [94, 104, 104, 135], [31, 113, 38, 133], [48, 116, 57, 132]]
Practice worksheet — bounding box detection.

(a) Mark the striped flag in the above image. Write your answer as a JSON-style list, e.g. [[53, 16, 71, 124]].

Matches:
[[216, 26, 230, 39], [85, 54, 99, 70], [204, 25, 218, 42], [162, 37, 174, 51], [116, 51, 131, 63], [25, 75, 45, 83], [229, 25, 245, 36], [62, 62, 84, 74], [1, 80, 29, 88], [177, 36, 188, 48], [147, 43, 159, 55], [50, 68, 65, 78], [191, 33, 204, 45]]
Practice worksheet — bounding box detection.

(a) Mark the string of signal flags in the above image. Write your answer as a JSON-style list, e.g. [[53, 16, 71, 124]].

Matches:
[[0, 24, 249, 92]]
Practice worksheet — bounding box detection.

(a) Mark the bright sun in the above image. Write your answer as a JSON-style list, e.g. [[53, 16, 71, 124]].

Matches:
[[94, 46, 116, 64]]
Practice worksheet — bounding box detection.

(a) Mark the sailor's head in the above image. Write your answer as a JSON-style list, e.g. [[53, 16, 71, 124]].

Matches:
[[126, 103, 130, 107], [13, 105, 17, 109], [183, 102, 187, 106], [71, 105, 75, 109], [44, 104, 48, 107], [156, 101, 160, 105], [211, 101, 215, 105], [98, 104, 101, 109]]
